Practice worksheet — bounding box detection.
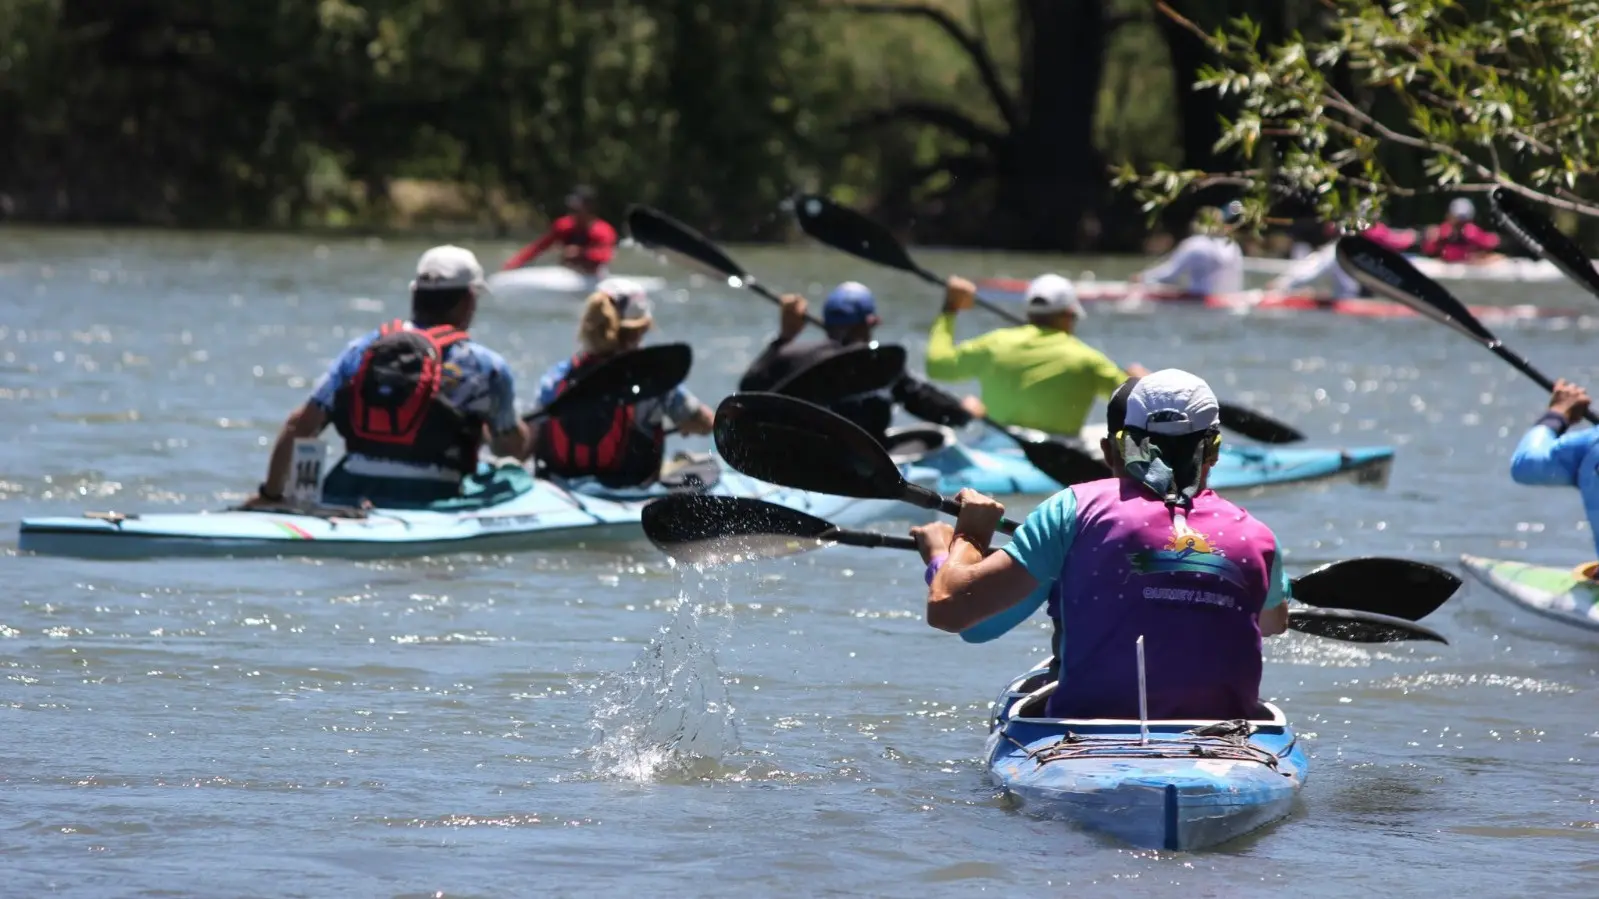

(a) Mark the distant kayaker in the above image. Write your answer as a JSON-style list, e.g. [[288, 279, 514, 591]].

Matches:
[[1509, 378, 1599, 562], [246, 245, 533, 509], [528, 278, 715, 487], [1420, 198, 1502, 264], [910, 369, 1293, 720], [926, 273, 1146, 436], [1267, 221, 1419, 299], [738, 282, 908, 442], [1131, 202, 1246, 296], [501, 185, 617, 275]]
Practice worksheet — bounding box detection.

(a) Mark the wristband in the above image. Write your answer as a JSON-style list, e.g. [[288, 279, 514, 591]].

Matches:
[[1537, 410, 1570, 436], [258, 481, 285, 502], [924, 554, 948, 586]]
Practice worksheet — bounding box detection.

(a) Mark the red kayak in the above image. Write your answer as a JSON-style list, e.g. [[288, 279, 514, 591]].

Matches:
[[979, 277, 1580, 322]]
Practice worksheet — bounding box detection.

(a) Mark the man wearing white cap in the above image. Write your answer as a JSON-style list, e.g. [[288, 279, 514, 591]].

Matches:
[[1131, 202, 1246, 296], [910, 369, 1292, 721], [926, 273, 1145, 436], [1420, 197, 1502, 263], [247, 245, 531, 508]]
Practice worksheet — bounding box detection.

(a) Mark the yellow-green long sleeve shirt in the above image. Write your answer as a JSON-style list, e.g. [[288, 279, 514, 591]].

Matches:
[[925, 314, 1127, 435]]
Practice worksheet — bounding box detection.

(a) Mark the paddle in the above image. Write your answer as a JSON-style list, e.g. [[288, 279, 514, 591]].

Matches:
[[642, 494, 1452, 643], [774, 345, 1113, 484], [626, 203, 825, 326], [713, 391, 1023, 529], [790, 193, 1306, 446], [1288, 557, 1461, 622], [521, 342, 693, 425], [1488, 188, 1599, 301], [1335, 235, 1599, 425]]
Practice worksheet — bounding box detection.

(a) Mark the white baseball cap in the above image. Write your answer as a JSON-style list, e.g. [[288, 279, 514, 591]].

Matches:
[[1024, 274, 1084, 318], [598, 276, 652, 323], [1448, 197, 1476, 221], [1123, 369, 1220, 436], [410, 245, 488, 294]]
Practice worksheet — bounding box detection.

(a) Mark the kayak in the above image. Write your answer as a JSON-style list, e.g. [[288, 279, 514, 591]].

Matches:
[[1241, 254, 1566, 284], [16, 460, 937, 561], [986, 661, 1307, 850], [975, 278, 1579, 322], [486, 265, 667, 298], [892, 425, 1395, 496], [1459, 555, 1599, 635]]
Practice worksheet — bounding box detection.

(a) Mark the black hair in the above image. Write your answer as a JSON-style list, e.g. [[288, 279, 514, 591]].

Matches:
[[1106, 376, 1141, 433], [412, 287, 473, 324]]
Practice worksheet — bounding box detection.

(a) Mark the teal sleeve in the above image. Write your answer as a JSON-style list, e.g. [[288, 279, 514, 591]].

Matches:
[[958, 489, 1078, 643], [1263, 539, 1289, 611]]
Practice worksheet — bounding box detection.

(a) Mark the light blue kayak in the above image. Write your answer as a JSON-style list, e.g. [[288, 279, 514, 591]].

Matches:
[[17, 459, 937, 560], [898, 425, 1394, 496], [986, 662, 1308, 850]]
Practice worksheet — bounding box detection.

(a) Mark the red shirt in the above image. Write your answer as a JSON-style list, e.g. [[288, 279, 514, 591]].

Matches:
[[502, 216, 617, 271], [1421, 221, 1500, 263]]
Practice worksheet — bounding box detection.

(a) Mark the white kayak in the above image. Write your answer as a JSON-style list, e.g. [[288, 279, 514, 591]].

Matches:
[[16, 460, 937, 561], [486, 265, 667, 299], [1241, 254, 1565, 284]]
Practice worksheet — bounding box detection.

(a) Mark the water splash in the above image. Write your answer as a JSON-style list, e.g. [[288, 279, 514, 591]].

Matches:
[[582, 593, 739, 782]]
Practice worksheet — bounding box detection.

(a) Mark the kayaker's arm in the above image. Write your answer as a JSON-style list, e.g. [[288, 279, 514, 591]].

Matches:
[[738, 295, 812, 392], [1510, 380, 1594, 486], [502, 225, 562, 270], [919, 488, 1076, 634], [1134, 236, 1200, 286], [254, 402, 328, 503], [666, 387, 716, 436], [1259, 549, 1291, 638]]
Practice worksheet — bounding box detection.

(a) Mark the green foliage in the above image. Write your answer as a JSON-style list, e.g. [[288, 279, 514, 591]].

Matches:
[[1120, 0, 1599, 230]]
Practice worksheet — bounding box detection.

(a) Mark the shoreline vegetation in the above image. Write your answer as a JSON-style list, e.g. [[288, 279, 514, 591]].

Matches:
[[7, 1, 1585, 252]]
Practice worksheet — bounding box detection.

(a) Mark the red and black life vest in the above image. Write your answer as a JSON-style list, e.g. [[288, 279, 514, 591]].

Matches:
[[533, 352, 666, 486], [331, 320, 480, 475]]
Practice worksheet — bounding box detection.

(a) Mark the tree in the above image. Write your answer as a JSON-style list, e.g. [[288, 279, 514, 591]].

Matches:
[[1118, 0, 1599, 230]]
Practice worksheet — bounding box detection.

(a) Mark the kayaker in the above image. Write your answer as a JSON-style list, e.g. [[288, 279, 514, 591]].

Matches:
[[1420, 198, 1502, 263], [501, 185, 617, 275], [1131, 202, 1246, 296], [910, 369, 1292, 720], [528, 277, 715, 486], [738, 282, 906, 441], [246, 245, 532, 509], [1509, 378, 1599, 561], [926, 273, 1146, 436]]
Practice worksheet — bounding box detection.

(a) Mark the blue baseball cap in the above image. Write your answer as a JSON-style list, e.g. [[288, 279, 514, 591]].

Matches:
[[823, 281, 877, 327]]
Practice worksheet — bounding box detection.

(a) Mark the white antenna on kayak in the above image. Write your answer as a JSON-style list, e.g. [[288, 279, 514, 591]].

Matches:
[[1136, 635, 1150, 746]]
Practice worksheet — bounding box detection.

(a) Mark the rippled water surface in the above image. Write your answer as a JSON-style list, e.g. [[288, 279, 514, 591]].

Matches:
[[4, 228, 1599, 898]]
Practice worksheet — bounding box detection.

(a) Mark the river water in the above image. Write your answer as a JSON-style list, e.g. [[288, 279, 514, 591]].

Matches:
[[3, 228, 1597, 898]]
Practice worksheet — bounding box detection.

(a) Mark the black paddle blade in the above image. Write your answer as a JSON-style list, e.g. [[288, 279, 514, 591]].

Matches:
[[1288, 608, 1449, 644], [713, 392, 907, 499], [626, 204, 749, 282], [1489, 188, 1599, 299], [771, 343, 908, 405], [1216, 402, 1304, 445], [1013, 435, 1113, 486], [897, 377, 976, 428], [525, 342, 692, 423], [1335, 234, 1497, 345], [642, 494, 834, 564], [1291, 557, 1462, 621], [791, 193, 927, 278]]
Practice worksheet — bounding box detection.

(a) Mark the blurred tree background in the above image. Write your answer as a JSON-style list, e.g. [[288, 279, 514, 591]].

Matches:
[[0, 0, 1521, 249]]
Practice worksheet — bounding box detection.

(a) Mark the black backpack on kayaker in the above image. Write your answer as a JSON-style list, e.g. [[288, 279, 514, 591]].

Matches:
[[332, 319, 480, 474]]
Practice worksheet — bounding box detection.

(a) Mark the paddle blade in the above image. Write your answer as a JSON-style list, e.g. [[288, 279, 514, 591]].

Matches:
[[1489, 188, 1599, 299], [897, 377, 976, 428], [527, 343, 692, 422], [642, 494, 835, 564], [626, 204, 749, 283], [1216, 401, 1304, 444], [1013, 435, 1113, 486], [1335, 235, 1497, 345], [771, 343, 908, 405], [1288, 608, 1449, 644], [791, 193, 927, 278], [713, 392, 907, 499], [1291, 557, 1462, 621]]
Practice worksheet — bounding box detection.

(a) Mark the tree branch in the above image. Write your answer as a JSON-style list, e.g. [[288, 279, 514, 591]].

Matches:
[[834, 1, 1019, 132], [844, 100, 1008, 153]]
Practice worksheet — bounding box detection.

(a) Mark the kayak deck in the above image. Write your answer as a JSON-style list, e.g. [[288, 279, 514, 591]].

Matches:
[[1459, 555, 1599, 635], [17, 464, 933, 561], [985, 664, 1306, 850]]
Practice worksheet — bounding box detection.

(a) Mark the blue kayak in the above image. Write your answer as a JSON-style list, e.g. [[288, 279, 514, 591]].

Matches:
[[899, 425, 1393, 496], [986, 662, 1308, 850], [17, 458, 938, 560]]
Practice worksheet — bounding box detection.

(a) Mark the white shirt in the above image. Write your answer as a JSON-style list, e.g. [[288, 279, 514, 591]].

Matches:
[[1267, 240, 1360, 299], [1140, 235, 1244, 295]]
